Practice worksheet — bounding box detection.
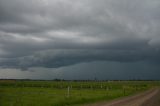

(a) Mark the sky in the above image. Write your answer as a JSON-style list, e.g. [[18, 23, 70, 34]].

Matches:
[[0, 0, 160, 80]]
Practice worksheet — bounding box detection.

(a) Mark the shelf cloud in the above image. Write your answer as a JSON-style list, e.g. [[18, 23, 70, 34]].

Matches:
[[0, 0, 160, 75]]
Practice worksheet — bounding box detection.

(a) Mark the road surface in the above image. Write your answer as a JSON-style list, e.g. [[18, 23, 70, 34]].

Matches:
[[85, 88, 160, 106]]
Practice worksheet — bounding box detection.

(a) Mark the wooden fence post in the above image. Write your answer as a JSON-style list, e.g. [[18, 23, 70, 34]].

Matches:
[[67, 86, 70, 98]]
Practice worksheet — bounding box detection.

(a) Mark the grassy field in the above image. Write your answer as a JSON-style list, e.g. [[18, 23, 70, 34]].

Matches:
[[0, 80, 159, 106]]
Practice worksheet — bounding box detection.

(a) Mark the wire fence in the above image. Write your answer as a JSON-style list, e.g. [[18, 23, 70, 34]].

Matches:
[[0, 81, 151, 106]]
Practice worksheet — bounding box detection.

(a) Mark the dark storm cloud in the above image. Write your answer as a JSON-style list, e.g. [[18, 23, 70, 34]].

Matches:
[[0, 0, 160, 69]]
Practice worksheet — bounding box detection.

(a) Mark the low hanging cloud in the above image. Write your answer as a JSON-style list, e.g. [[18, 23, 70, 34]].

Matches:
[[0, 0, 160, 70]]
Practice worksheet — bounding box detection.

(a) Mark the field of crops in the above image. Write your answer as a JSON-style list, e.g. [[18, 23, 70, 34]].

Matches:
[[0, 80, 159, 106]]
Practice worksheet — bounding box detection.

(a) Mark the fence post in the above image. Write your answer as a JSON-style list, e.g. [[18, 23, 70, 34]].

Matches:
[[101, 84, 103, 89], [67, 86, 70, 98]]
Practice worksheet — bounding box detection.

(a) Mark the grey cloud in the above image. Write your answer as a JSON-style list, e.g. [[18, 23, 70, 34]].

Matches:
[[0, 49, 159, 70], [0, 0, 160, 70], [1, 61, 160, 80]]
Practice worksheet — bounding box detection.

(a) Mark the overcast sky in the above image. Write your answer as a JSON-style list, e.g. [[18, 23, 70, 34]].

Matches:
[[0, 0, 160, 80]]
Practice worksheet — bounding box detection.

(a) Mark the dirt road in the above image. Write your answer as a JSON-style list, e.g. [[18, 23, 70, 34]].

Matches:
[[85, 88, 160, 106]]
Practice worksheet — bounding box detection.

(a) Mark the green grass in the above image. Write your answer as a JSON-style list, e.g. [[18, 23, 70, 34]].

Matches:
[[0, 80, 159, 106]]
